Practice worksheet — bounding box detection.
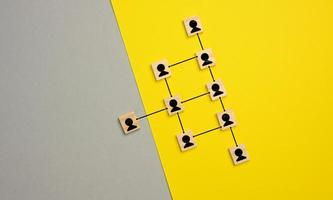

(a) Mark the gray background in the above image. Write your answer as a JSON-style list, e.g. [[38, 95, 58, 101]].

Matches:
[[0, 0, 170, 199]]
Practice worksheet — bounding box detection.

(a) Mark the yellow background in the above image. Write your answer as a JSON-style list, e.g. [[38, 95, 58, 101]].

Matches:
[[111, 0, 333, 199]]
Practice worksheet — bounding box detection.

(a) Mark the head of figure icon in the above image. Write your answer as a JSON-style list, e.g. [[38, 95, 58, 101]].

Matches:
[[235, 148, 243, 156], [169, 99, 178, 107], [211, 83, 220, 91], [125, 118, 133, 126], [189, 20, 198, 28], [201, 53, 209, 61], [222, 113, 230, 122], [182, 135, 190, 143], [157, 64, 165, 72]]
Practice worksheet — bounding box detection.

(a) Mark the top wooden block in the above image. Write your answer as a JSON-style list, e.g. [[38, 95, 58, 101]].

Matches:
[[184, 16, 203, 36]]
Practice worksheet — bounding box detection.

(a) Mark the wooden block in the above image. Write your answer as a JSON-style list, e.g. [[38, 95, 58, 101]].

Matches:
[[164, 95, 184, 116], [118, 111, 141, 134], [196, 49, 216, 69], [176, 131, 197, 152], [184, 16, 203, 36], [216, 110, 236, 130], [206, 79, 227, 101], [151, 59, 171, 81], [229, 144, 250, 165]]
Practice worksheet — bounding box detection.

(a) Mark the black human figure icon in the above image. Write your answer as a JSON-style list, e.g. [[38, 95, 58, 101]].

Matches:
[[211, 83, 223, 97], [156, 64, 169, 77], [234, 148, 247, 162], [201, 53, 213, 66], [189, 20, 201, 33], [169, 99, 181, 113], [125, 118, 137, 131], [182, 135, 194, 149], [221, 113, 234, 127]]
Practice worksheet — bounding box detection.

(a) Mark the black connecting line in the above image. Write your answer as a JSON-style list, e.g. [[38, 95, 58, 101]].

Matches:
[[230, 127, 238, 147], [136, 108, 168, 120], [193, 126, 222, 138], [196, 33, 204, 50], [208, 66, 215, 81], [219, 97, 226, 111], [164, 79, 173, 97], [181, 92, 210, 104], [169, 56, 197, 68], [196, 33, 239, 147], [164, 78, 186, 133], [177, 113, 185, 133]]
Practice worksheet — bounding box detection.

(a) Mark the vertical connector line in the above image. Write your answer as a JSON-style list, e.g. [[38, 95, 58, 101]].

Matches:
[[196, 33, 239, 147], [230, 127, 238, 147], [208, 66, 215, 81], [164, 79, 173, 97], [219, 97, 226, 111], [164, 78, 185, 133], [177, 113, 185, 133], [196, 33, 204, 50]]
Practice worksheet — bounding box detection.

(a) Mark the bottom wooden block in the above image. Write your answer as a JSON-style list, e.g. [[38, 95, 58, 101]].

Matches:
[[176, 131, 197, 152], [229, 144, 250, 165]]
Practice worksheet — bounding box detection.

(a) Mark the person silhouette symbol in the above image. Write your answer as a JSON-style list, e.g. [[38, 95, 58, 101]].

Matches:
[[125, 118, 137, 131], [182, 135, 194, 148], [222, 113, 234, 127], [156, 64, 169, 77], [201, 53, 213, 66], [234, 148, 247, 162], [189, 20, 201, 33], [169, 99, 181, 113], [211, 83, 223, 97]]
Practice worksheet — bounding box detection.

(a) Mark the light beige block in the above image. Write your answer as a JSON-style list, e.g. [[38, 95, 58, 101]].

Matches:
[[164, 95, 184, 115], [118, 111, 141, 134], [216, 110, 236, 130], [206, 79, 227, 101], [229, 144, 250, 165], [184, 16, 203, 36], [151, 59, 171, 80], [176, 131, 197, 152], [196, 49, 216, 69]]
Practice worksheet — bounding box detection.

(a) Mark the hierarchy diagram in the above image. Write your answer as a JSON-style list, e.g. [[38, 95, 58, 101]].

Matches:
[[119, 16, 249, 165]]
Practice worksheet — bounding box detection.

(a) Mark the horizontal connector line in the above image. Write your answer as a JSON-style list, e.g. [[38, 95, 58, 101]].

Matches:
[[219, 97, 226, 111], [208, 66, 215, 81], [164, 78, 173, 97], [177, 113, 185, 133], [181, 92, 210, 104], [196, 33, 204, 50], [193, 126, 222, 137], [136, 108, 168, 120], [230, 127, 238, 147], [169, 56, 197, 68]]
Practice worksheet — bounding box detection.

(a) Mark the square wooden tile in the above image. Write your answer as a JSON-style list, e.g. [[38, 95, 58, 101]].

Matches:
[[196, 49, 216, 69], [216, 110, 236, 130], [151, 59, 171, 81], [184, 16, 203, 36], [229, 144, 250, 165], [176, 131, 197, 152], [118, 111, 141, 134], [206, 79, 227, 101], [164, 95, 184, 116]]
